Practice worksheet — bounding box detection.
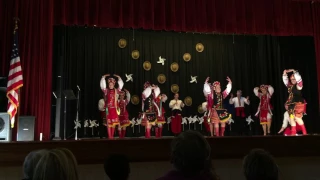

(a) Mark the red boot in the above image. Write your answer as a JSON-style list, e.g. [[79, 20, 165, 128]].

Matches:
[[215, 127, 220, 137], [155, 127, 160, 138], [220, 127, 225, 137], [291, 126, 297, 136], [145, 128, 151, 138], [107, 127, 113, 139]]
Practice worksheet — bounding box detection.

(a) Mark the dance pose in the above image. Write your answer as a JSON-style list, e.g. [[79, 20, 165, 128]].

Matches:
[[169, 93, 185, 136], [282, 69, 307, 135], [155, 93, 167, 138], [229, 90, 250, 135], [203, 76, 232, 137], [141, 82, 161, 138], [118, 89, 131, 138], [278, 104, 303, 135], [201, 100, 211, 134], [254, 85, 274, 136], [100, 74, 124, 139]]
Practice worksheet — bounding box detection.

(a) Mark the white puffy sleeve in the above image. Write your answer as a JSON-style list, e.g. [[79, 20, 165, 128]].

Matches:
[[268, 85, 274, 97], [100, 77, 107, 91], [161, 94, 168, 103], [126, 91, 131, 103], [142, 87, 152, 100], [169, 100, 175, 108], [202, 102, 208, 112], [153, 86, 161, 98], [117, 77, 124, 90], [283, 74, 289, 87], [222, 83, 232, 99], [294, 71, 303, 90], [98, 99, 105, 111], [203, 82, 211, 97], [253, 87, 260, 98]]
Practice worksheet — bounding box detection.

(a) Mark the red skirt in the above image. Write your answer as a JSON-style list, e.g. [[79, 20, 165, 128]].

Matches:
[[106, 107, 119, 127], [284, 124, 303, 135], [259, 109, 269, 124], [119, 111, 130, 128], [235, 107, 245, 117], [171, 114, 182, 134], [140, 112, 157, 126]]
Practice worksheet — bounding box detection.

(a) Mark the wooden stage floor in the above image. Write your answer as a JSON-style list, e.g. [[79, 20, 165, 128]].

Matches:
[[0, 135, 320, 167]]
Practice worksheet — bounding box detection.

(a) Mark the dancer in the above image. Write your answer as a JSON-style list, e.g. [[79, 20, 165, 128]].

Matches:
[[141, 82, 160, 138], [283, 69, 307, 135], [253, 85, 274, 136], [118, 89, 131, 138], [169, 93, 184, 136], [203, 76, 232, 137], [278, 104, 303, 136], [229, 90, 250, 136], [100, 74, 124, 139], [155, 93, 168, 138]]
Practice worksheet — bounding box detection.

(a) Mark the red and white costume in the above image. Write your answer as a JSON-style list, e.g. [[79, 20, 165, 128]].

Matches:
[[100, 76, 124, 139], [201, 102, 211, 133], [118, 90, 131, 138], [203, 80, 232, 137], [141, 82, 161, 138], [282, 70, 307, 135], [155, 94, 167, 138], [98, 98, 106, 125], [254, 85, 274, 125], [169, 98, 184, 135]]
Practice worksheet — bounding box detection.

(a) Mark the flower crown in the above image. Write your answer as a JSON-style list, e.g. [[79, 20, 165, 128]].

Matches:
[[144, 81, 150, 89], [212, 81, 220, 87], [260, 84, 268, 90], [108, 78, 116, 84]]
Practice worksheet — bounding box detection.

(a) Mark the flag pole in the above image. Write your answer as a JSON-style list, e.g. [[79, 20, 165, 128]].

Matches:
[[13, 17, 21, 128]]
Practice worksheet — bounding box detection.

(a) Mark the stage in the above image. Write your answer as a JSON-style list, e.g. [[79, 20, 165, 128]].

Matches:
[[1, 135, 320, 167]]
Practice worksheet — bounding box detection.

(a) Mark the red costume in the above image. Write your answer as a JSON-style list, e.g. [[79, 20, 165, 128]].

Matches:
[[141, 82, 161, 138], [254, 85, 273, 136], [100, 75, 124, 139], [118, 90, 131, 138], [203, 79, 232, 137], [283, 70, 307, 135]]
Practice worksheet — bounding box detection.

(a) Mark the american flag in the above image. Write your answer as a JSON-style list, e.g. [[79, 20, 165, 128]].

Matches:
[[7, 30, 23, 128]]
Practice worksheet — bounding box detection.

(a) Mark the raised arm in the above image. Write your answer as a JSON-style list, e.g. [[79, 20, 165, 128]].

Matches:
[[229, 94, 235, 104], [125, 90, 131, 103], [282, 70, 289, 87], [203, 81, 212, 97], [113, 74, 124, 91], [253, 87, 260, 97], [293, 71, 303, 90], [268, 85, 274, 96], [222, 76, 232, 99], [142, 87, 152, 101], [100, 76, 107, 94], [161, 94, 168, 103], [153, 86, 161, 98]]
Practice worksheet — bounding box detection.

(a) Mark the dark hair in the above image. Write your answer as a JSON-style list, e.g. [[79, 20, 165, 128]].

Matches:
[[22, 149, 48, 180], [170, 130, 219, 180], [243, 149, 279, 180], [104, 154, 130, 180]]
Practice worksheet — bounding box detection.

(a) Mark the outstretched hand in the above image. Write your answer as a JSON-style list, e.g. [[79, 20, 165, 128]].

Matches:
[[246, 96, 249, 100], [278, 127, 285, 134], [205, 77, 210, 83], [226, 76, 232, 83]]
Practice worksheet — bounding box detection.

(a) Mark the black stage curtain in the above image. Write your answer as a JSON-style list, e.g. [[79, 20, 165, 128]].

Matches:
[[53, 26, 319, 138]]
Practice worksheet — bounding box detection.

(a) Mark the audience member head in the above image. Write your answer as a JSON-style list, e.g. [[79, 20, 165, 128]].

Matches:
[[243, 149, 279, 180], [22, 149, 48, 180], [170, 130, 219, 179], [32, 148, 79, 180], [104, 154, 130, 180]]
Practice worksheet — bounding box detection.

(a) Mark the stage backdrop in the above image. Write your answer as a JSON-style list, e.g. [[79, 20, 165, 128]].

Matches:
[[53, 26, 319, 137]]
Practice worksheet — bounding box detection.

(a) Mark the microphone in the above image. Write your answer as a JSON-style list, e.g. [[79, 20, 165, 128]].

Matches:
[[77, 85, 81, 91]]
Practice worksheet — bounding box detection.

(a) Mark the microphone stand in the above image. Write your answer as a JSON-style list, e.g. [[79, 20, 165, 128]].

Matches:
[[75, 86, 80, 140]]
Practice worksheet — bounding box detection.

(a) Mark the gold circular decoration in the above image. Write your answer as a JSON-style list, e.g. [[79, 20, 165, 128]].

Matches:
[[198, 105, 204, 114], [195, 43, 204, 52], [184, 96, 192, 106], [118, 39, 127, 48], [157, 74, 166, 84], [170, 62, 179, 72], [131, 95, 140, 105], [183, 53, 191, 62], [143, 61, 151, 71], [171, 84, 179, 93], [131, 50, 140, 59]]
